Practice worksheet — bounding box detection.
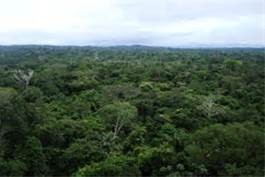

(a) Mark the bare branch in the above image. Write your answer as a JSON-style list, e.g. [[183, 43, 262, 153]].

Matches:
[[13, 69, 34, 88]]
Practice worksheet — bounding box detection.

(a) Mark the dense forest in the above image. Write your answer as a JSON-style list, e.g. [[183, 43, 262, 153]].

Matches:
[[0, 45, 264, 177]]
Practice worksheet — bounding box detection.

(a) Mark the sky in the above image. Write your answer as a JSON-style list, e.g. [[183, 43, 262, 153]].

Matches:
[[0, 0, 264, 46]]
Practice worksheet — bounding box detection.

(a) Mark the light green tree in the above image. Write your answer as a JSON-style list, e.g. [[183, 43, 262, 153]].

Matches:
[[100, 102, 137, 140]]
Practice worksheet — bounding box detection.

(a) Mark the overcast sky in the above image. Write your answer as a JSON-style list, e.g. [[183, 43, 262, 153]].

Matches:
[[0, 0, 264, 46]]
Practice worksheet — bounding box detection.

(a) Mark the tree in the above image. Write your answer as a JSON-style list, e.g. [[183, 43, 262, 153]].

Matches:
[[16, 137, 48, 176], [185, 123, 264, 176], [197, 95, 225, 120], [74, 155, 140, 177], [13, 69, 34, 88], [136, 144, 175, 176], [0, 46, 264, 176], [99, 102, 137, 140], [0, 87, 28, 152], [223, 59, 242, 72]]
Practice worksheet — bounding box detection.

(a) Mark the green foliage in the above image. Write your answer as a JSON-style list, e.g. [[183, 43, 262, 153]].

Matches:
[[0, 159, 27, 176], [99, 101, 137, 140], [74, 155, 141, 177], [16, 137, 48, 176], [185, 123, 264, 176], [224, 59, 242, 72], [0, 46, 264, 176]]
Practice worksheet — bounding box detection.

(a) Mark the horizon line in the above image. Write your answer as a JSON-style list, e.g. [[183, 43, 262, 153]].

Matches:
[[0, 43, 264, 49]]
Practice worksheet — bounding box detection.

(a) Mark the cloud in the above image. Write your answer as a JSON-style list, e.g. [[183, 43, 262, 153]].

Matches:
[[0, 0, 263, 46]]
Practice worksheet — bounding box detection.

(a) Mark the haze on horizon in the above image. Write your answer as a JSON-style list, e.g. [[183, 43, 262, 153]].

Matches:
[[0, 0, 264, 47]]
